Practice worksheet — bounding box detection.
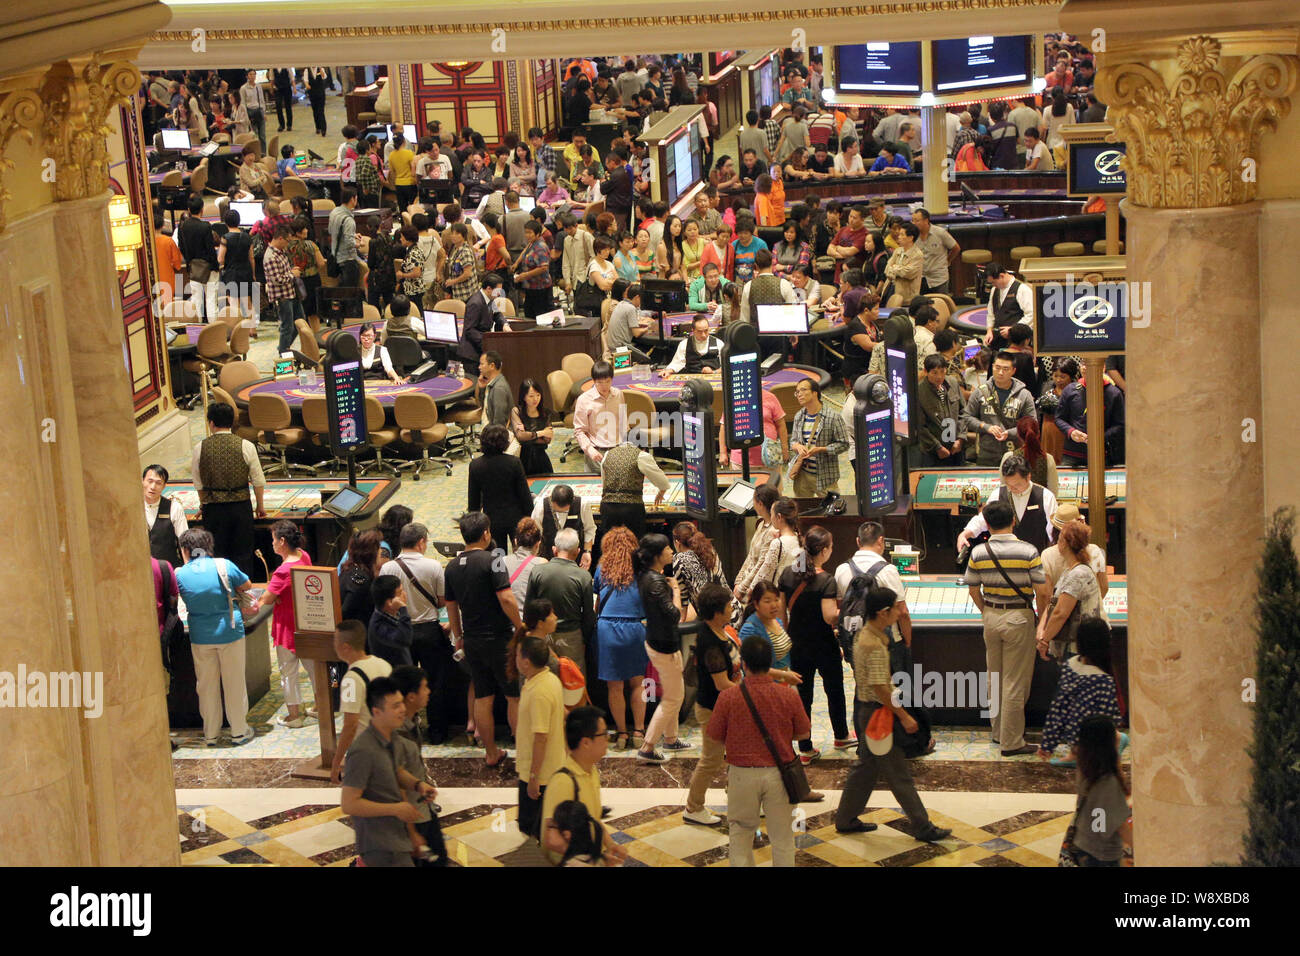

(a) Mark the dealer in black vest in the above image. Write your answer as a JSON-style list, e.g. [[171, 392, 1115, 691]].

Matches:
[[983, 262, 1035, 347], [660, 314, 724, 376], [191, 402, 266, 580], [531, 483, 597, 569], [143, 464, 188, 567], [956, 455, 1058, 554]]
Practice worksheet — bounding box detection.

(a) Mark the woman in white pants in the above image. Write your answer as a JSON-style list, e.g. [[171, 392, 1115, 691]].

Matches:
[[174, 529, 256, 746], [259, 520, 316, 727]]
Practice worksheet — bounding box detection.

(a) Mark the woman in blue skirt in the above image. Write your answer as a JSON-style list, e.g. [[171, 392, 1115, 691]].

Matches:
[[594, 526, 650, 750]]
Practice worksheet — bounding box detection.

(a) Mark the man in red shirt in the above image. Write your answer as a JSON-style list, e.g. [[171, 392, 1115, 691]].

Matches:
[[707, 635, 812, 867], [1044, 53, 1074, 92]]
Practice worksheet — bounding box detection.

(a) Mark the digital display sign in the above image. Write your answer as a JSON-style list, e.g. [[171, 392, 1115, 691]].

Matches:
[[933, 35, 1034, 93], [1068, 141, 1127, 196], [683, 412, 710, 517], [1036, 281, 1127, 355], [725, 350, 763, 445], [673, 136, 694, 201], [863, 407, 896, 510], [836, 42, 924, 94], [325, 359, 369, 456], [885, 346, 913, 441], [751, 57, 779, 110]]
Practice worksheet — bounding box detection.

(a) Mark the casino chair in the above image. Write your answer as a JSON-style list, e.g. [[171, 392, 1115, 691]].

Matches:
[[267, 135, 280, 164], [361, 395, 402, 477], [811, 317, 845, 373], [161, 170, 184, 189], [819, 283, 836, 303], [228, 324, 251, 360], [210, 386, 259, 442], [384, 335, 424, 378], [160, 299, 201, 321], [293, 319, 324, 370], [500, 296, 516, 319], [1092, 240, 1124, 255], [561, 353, 594, 387], [547, 369, 582, 463], [211, 132, 231, 145], [442, 394, 482, 460], [433, 298, 465, 320], [301, 397, 349, 475], [623, 389, 675, 470], [928, 293, 957, 327], [1010, 246, 1041, 266], [248, 393, 316, 477], [189, 161, 209, 197], [1053, 241, 1086, 257], [313, 197, 336, 213], [218, 359, 261, 398], [769, 381, 801, 425], [186, 322, 236, 409], [361, 302, 382, 323], [280, 176, 307, 200], [960, 248, 993, 299], [394, 393, 454, 479], [885, 293, 904, 309]]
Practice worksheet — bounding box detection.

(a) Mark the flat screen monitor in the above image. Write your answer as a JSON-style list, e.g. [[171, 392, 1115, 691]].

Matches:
[[642, 278, 687, 314], [321, 287, 365, 323], [165, 327, 180, 345], [384, 123, 418, 145], [719, 479, 758, 514], [672, 136, 694, 200], [1036, 280, 1127, 354], [230, 200, 264, 226], [933, 35, 1034, 93], [534, 308, 564, 326], [160, 128, 192, 150], [725, 349, 763, 445], [963, 343, 982, 362], [709, 51, 737, 76], [423, 310, 459, 345], [323, 486, 368, 517], [755, 303, 809, 335], [862, 407, 896, 510], [325, 360, 369, 455], [517, 195, 537, 213], [836, 42, 924, 94], [1068, 141, 1127, 196], [885, 346, 913, 441]]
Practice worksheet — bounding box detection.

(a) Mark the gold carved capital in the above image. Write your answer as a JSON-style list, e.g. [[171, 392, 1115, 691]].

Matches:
[[1096, 36, 1298, 209], [40, 55, 141, 203], [0, 78, 44, 233]]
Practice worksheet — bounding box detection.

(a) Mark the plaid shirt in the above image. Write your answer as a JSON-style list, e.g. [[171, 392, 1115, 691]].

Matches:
[[791, 404, 850, 494], [262, 245, 296, 304], [446, 243, 480, 301], [952, 125, 978, 157], [536, 143, 557, 181], [251, 213, 292, 244], [518, 238, 553, 290], [706, 674, 810, 767], [764, 118, 782, 153], [356, 152, 382, 197]]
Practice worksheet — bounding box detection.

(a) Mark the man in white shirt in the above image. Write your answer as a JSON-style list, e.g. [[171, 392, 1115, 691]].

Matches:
[[380, 521, 453, 743], [834, 520, 913, 668], [330, 621, 394, 782], [910, 208, 960, 295], [143, 463, 188, 567], [239, 70, 269, 152], [957, 456, 1059, 554], [661, 314, 724, 375], [531, 486, 598, 569], [1023, 127, 1055, 171], [833, 139, 866, 177], [573, 360, 627, 472], [944, 108, 961, 155], [984, 263, 1035, 346], [414, 139, 454, 180]]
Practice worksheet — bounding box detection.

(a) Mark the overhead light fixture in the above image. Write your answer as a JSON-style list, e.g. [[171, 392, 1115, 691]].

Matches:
[[821, 87, 835, 102], [1032, 77, 1047, 93], [109, 194, 143, 271], [919, 91, 936, 107]]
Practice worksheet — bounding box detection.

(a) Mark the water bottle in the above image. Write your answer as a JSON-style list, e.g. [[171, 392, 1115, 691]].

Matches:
[[299, 370, 309, 387]]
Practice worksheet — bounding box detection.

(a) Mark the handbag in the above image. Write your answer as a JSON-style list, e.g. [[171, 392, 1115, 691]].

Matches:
[[1058, 796, 1087, 867], [761, 436, 784, 467], [188, 258, 213, 284], [1045, 591, 1082, 660], [739, 680, 815, 803], [215, 558, 258, 627]]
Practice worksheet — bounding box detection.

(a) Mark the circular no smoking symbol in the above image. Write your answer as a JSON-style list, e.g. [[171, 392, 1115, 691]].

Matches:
[[1068, 295, 1115, 329], [304, 575, 323, 595], [1094, 149, 1124, 177]]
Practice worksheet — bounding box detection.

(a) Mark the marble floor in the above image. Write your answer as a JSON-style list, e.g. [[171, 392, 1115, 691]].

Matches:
[[176, 786, 1078, 867]]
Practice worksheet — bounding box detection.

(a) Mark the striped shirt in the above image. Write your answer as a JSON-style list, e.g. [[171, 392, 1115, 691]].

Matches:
[[964, 533, 1045, 603], [853, 624, 893, 703]]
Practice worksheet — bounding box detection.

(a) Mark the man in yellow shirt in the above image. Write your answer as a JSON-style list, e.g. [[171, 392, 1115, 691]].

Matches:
[[562, 131, 599, 179], [516, 636, 567, 839], [386, 133, 418, 212], [540, 705, 629, 864]]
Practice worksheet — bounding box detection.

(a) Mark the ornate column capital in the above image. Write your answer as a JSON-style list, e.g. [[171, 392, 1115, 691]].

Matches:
[[40, 54, 142, 204], [1096, 35, 1298, 208], [0, 72, 48, 234]]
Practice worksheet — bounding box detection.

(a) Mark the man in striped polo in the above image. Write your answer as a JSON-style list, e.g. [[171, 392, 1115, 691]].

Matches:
[[964, 498, 1051, 757]]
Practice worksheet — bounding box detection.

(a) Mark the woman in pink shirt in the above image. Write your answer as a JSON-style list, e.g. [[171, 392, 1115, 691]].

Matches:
[[719, 388, 789, 468], [259, 520, 314, 727]]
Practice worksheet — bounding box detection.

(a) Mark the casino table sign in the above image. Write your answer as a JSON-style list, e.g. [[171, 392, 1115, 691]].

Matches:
[[235, 374, 475, 411], [910, 467, 1127, 512], [948, 306, 989, 335], [581, 364, 829, 408]]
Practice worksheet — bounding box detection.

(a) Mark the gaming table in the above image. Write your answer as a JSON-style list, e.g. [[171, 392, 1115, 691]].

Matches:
[[580, 364, 829, 409]]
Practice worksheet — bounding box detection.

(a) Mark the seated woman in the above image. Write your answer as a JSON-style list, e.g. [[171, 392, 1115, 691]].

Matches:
[[783, 147, 815, 181], [772, 221, 812, 279], [357, 322, 404, 382]]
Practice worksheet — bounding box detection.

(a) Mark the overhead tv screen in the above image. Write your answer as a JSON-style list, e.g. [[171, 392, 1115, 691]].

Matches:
[[837, 42, 924, 94], [933, 35, 1033, 92]]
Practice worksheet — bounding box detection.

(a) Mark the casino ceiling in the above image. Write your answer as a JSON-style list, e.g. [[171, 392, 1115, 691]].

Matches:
[[137, 0, 1065, 68]]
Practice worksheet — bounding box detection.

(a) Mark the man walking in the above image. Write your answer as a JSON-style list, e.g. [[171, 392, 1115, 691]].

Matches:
[[381, 522, 451, 743], [525, 528, 595, 675]]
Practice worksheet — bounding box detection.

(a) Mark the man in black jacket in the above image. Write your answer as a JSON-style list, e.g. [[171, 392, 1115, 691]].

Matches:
[[177, 194, 219, 319], [456, 273, 504, 365]]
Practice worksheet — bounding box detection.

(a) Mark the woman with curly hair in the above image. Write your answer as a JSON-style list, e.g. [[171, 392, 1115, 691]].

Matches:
[[671, 521, 733, 622], [593, 526, 649, 750]]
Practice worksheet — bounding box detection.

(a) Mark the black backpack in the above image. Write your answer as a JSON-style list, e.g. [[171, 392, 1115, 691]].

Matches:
[[836, 558, 888, 663]]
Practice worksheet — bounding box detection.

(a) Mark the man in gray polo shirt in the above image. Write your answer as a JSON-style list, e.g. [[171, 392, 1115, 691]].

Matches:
[[964, 498, 1051, 757], [477, 350, 512, 428], [524, 528, 595, 674], [381, 522, 451, 744], [341, 676, 433, 866]]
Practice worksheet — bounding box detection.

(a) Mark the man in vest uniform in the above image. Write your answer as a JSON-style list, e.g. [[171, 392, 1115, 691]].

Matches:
[[143, 464, 188, 567], [531, 484, 597, 570], [599, 429, 671, 540], [956, 455, 1059, 555], [660, 314, 724, 376], [738, 248, 797, 324], [961, 351, 1037, 466], [191, 403, 266, 579], [983, 262, 1034, 347]]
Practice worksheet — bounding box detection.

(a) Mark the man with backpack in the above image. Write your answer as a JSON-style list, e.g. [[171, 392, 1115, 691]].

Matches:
[[331, 620, 394, 783], [834, 521, 913, 676]]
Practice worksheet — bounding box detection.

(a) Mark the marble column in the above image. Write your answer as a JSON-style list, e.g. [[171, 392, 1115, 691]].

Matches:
[[1096, 35, 1298, 866]]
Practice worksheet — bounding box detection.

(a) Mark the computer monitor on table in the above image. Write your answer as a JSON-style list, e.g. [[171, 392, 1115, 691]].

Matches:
[[755, 303, 810, 335], [641, 278, 687, 313], [320, 287, 364, 325], [160, 128, 192, 150], [423, 310, 459, 345], [419, 178, 456, 205], [518, 196, 537, 213], [230, 200, 264, 226]]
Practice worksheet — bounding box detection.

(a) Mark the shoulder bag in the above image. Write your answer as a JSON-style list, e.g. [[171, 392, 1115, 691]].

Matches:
[[215, 558, 258, 627], [983, 542, 1039, 624], [739, 680, 815, 803]]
